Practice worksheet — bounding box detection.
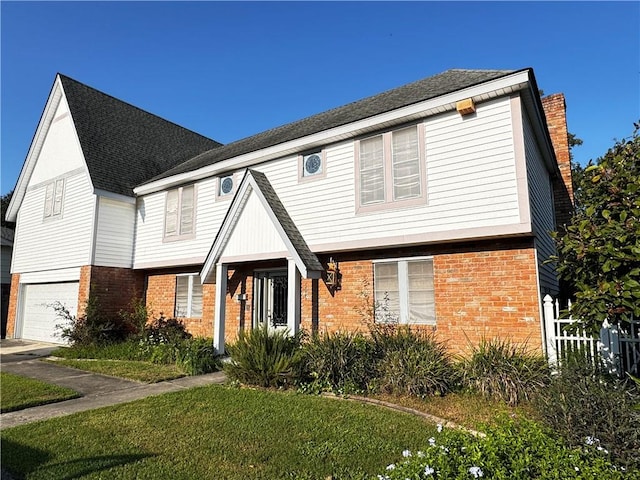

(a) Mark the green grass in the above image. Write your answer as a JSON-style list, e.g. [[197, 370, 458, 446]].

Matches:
[[46, 359, 186, 383], [0, 372, 80, 413], [1, 385, 438, 480]]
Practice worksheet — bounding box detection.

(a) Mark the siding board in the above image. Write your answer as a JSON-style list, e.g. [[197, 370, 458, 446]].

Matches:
[[134, 96, 526, 267], [94, 197, 135, 267], [12, 172, 94, 273]]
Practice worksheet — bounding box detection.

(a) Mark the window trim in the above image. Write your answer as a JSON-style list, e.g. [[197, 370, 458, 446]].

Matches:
[[163, 184, 197, 242], [373, 256, 435, 326], [354, 123, 427, 214], [43, 178, 65, 220], [174, 273, 203, 319], [216, 172, 239, 201], [298, 149, 327, 183]]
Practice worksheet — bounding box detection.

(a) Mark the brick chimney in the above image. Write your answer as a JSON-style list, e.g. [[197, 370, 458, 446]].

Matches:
[[541, 93, 574, 229]]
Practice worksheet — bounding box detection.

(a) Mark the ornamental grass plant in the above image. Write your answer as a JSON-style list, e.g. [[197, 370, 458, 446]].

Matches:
[[224, 323, 303, 388], [301, 330, 377, 394], [458, 337, 550, 406], [372, 325, 456, 397]]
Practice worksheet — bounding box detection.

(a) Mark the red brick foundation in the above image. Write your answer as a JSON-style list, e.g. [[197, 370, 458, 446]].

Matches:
[[5, 273, 21, 338]]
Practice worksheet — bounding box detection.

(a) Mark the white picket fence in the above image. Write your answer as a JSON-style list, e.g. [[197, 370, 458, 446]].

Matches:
[[543, 294, 640, 377]]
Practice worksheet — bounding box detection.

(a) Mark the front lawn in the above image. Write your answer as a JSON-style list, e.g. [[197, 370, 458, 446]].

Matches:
[[0, 372, 80, 413], [46, 359, 186, 383], [1, 384, 438, 480]]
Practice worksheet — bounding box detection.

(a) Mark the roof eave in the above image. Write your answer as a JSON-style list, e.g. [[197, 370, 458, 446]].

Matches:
[[135, 69, 533, 196]]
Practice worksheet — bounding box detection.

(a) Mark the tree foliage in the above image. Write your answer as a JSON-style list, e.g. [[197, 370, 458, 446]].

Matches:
[[552, 123, 640, 333], [1, 190, 15, 228]]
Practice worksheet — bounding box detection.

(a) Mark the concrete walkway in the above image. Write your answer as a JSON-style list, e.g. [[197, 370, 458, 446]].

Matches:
[[0, 339, 226, 430]]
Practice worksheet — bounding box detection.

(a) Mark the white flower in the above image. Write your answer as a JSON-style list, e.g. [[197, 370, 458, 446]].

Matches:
[[428, 437, 436, 446], [402, 449, 412, 457], [468, 466, 483, 478], [440, 445, 449, 453], [386, 464, 396, 471], [377, 475, 390, 480], [575, 466, 580, 472], [585, 436, 597, 446], [437, 424, 443, 433], [424, 465, 435, 475], [417, 451, 425, 458]]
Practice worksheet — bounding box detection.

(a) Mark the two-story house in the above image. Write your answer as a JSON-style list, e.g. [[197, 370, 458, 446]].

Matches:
[[6, 68, 572, 355]]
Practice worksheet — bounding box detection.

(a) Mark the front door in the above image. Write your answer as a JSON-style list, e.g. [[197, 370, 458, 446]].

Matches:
[[253, 270, 288, 332]]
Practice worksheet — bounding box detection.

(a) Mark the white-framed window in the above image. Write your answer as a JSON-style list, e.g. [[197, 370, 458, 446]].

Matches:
[[164, 185, 195, 239], [355, 124, 426, 213], [373, 257, 435, 325], [217, 173, 236, 199], [44, 178, 65, 219], [299, 150, 326, 182], [175, 274, 203, 318]]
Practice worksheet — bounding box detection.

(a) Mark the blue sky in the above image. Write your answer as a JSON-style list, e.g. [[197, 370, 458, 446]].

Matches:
[[1, 1, 638, 195]]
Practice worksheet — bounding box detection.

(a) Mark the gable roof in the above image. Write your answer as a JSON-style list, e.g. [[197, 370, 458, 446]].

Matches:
[[149, 68, 518, 183], [201, 169, 323, 284], [58, 74, 222, 197]]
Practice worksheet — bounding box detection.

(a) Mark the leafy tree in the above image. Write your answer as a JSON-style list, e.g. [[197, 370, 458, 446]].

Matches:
[[1, 190, 15, 228], [552, 123, 640, 334]]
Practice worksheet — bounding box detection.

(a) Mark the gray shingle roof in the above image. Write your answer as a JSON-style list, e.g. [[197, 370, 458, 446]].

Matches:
[[150, 68, 518, 182], [59, 75, 222, 197], [248, 170, 323, 273]]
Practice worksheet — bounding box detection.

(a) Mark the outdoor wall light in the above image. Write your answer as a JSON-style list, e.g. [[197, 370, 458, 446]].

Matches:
[[326, 257, 341, 291]]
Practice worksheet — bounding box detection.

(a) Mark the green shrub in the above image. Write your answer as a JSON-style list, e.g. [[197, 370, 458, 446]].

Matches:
[[225, 324, 303, 388], [373, 326, 456, 397], [54, 294, 128, 346], [176, 338, 220, 375], [534, 353, 640, 468], [458, 337, 550, 406], [118, 297, 150, 336], [301, 331, 376, 394], [377, 417, 634, 479], [142, 316, 192, 346]]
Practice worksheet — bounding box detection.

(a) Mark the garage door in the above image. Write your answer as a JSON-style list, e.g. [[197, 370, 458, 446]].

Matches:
[[20, 282, 79, 343]]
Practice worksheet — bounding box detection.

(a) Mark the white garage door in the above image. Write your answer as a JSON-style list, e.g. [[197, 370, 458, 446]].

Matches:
[[20, 282, 79, 343]]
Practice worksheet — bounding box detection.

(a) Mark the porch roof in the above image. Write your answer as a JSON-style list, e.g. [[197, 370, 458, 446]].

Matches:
[[200, 169, 324, 283]]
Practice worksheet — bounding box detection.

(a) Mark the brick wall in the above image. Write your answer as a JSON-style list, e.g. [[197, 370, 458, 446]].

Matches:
[[541, 93, 573, 229], [77, 266, 145, 319], [141, 240, 544, 354], [433, 247, 542, 354], [145, 268, 215, 338], [5, 273, 20, 338]]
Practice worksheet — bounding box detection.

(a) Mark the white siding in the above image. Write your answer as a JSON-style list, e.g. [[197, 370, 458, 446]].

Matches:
[[94, 196, 135, 267], [523, 111, 558, 295], [260, 96, 522, 246], [29, 96, 85, 185], [12, 171, 94, 273], [222, 191, 288, 259], [134, 177, 228, 267], [134, 96, 527, 266]]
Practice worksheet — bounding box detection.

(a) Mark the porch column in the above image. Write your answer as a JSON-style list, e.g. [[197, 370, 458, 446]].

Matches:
[[213, 263, 228, 354], [287, 258, 301, 335]]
